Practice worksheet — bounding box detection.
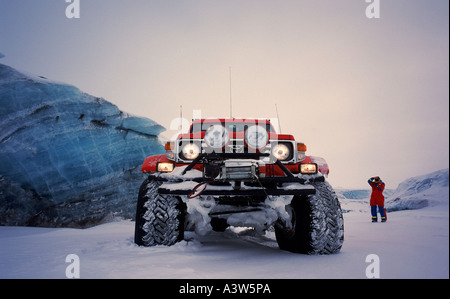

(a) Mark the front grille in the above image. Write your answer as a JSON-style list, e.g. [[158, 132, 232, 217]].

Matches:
[[176, 139, 296, 164]]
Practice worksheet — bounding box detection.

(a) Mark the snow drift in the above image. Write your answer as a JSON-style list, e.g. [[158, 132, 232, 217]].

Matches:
[[386, 169, 449, 211], [0, 168, 448, 279], [0, 63, 165, 228]]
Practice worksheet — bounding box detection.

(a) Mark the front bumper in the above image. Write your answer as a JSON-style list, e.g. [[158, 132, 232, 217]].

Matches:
[[152, 153, 322, 197], [149, 172, 323, 197], [158, 180, 315, 197]]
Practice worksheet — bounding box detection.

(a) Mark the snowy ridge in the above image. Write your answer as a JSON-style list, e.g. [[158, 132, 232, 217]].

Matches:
[[332, 170, 449, 216], [386, 168, 449, 211], [0, 63, 165, 227]]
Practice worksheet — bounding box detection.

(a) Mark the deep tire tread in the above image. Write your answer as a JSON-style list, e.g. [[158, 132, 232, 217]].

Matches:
[[275, 180, 344, 255], [134, 177, 186, 247]]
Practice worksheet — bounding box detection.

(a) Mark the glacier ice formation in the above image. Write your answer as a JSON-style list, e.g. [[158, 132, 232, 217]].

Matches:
[[386, 168, 449, 212], [0, 63, 165, 227]]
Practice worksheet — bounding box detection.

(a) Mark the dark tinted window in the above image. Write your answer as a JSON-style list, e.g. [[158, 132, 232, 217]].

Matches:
[[190, 121, 275, 134]]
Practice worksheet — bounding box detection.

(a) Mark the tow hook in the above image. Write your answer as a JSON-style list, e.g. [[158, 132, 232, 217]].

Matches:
[[188, 182, 208, 199]]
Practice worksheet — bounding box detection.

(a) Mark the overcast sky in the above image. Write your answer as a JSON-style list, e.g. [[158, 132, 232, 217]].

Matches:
[[1, 0, 448, 189]]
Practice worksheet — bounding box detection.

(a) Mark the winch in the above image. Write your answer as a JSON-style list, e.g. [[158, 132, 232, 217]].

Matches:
[[219, 160, 260, 181]]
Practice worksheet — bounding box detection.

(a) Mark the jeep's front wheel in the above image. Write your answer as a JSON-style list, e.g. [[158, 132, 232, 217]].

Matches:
[[275, 180, 344, 254], [134, 177, 186, 246]]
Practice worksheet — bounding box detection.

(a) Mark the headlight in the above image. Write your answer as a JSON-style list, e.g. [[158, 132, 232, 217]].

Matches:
[[157, 162, 175, 173], [300, 163, 318, 174], [271, 143, 291, 161], [245, 125, 269, 150], [204, 125, 230, 149], [181, 143, 200, 160]]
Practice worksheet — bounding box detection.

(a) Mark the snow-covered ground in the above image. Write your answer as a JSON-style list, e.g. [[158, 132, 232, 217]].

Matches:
[[0, 171, 448, 279]]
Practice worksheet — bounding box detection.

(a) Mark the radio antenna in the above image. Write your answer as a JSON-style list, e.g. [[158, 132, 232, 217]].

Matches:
[[179, 105, 183, 132], [229, 66, 233, 119], [275, 104, 282, 133]]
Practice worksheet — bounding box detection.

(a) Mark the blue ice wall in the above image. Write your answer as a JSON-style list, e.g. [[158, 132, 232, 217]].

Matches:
[[0, 63, 165, 227]]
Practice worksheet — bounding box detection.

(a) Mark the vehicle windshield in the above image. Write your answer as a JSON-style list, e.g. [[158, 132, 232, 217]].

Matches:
[[190, 121, 275, 134]]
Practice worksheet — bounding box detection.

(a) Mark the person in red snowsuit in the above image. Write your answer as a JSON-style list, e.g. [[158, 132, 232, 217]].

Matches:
[[368, 176, 387, 222]]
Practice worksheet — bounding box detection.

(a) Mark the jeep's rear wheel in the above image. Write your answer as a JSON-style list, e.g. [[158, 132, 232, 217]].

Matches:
[[275, 181, 344, 254], [134, 177, 186, 246]]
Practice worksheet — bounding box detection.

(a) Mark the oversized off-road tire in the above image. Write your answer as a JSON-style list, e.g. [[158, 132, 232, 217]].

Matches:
[[134, 177, 186, 246], [275, 180, 344, 254]]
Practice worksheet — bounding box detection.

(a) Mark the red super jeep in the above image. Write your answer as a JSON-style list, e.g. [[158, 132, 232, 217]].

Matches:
[[134, 118, 344, 254]]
